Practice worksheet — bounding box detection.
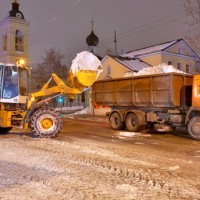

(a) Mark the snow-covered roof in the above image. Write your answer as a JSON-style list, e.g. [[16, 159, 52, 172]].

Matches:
[[121, 39, 180, 58], [101, 55, 151, 72], [115, 58, 151, 71]]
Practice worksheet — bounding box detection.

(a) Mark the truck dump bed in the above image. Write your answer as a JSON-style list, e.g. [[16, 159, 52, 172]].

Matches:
[[92, 73, 193, 108]]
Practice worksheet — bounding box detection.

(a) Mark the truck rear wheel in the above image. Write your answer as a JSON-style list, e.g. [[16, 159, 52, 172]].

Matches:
[[30, 109, 63, 138], [109, 112, 124, 130], [125, 113, 144, 132], [187, 116, 200, 140]]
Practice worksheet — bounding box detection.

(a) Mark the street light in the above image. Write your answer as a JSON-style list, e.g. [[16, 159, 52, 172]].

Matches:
[[16, 58, 26, 66]]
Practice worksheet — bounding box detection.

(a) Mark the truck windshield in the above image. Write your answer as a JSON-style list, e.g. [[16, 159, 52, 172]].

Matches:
[[2, 66, 19, 99]]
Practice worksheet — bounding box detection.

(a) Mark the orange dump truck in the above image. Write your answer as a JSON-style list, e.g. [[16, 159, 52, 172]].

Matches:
[[92, 72, 200, 140]]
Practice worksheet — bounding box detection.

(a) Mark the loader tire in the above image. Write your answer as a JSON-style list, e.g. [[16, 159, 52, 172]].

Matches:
[[30, 109, 62, 138]]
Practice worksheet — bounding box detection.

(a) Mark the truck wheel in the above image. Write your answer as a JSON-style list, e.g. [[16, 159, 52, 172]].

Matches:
[[187, 116, 200, 140], [109, 112, 124, 130], [125, 113, 144, 132], [30, 109, 63, 138]]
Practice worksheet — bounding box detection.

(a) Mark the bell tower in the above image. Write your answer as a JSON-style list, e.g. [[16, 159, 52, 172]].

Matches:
[[0, 0, 29, 64]]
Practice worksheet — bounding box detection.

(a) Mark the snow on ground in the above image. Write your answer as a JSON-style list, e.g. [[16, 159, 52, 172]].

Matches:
[[71, 107, 92, 115], [55, 106, 94, 116], [55, 106, 84, 112], [169, 165, 180, 171], [55, 106, 85, 114], [118, 131, 151, 138], [58, 107, 109, 122], [124, 63, 188, 77], [56, 106, 92, 115]]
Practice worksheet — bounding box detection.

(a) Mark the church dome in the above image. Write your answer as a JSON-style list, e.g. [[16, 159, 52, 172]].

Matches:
[[86, 30, 99, 46], [7, 1, 25, 20]]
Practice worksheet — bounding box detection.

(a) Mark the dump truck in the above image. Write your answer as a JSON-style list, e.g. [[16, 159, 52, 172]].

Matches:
[[92, 72, 200, 140], [0, 51, 102, 138]]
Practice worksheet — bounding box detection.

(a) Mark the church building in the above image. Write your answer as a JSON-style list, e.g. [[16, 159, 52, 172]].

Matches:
[[86, 20, 99, 56], [0, 0, 29, 65]]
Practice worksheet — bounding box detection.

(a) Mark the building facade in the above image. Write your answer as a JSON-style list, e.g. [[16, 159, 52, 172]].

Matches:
[[99, 39, 200, 81], [121, 39, 200, 74]]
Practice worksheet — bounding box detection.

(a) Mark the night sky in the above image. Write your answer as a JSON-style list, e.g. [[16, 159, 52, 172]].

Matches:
[[0, 0, 188, 66]]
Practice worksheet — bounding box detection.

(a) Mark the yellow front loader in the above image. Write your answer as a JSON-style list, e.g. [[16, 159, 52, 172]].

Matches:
[[0, 51, 102, 138]]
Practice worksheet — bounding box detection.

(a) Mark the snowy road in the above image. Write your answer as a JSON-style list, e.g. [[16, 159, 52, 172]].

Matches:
[[0, 117, 199, 200]]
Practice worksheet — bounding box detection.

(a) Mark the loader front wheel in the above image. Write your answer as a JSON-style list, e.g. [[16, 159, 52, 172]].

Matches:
[[30, 109, 62, 138]]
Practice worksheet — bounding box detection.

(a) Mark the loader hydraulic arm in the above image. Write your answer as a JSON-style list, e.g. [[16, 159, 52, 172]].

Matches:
[[27, 73, 81, 109]]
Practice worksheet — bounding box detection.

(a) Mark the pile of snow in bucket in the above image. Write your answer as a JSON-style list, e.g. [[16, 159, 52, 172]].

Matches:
[[70, 51, 102, 75], [124, 63, 188, 77]]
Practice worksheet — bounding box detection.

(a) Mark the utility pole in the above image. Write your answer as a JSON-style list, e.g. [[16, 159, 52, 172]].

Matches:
[[114, 30, 118, 57]]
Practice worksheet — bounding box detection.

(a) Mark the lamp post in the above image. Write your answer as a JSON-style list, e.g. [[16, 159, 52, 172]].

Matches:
[[16, 58, 26, 66]]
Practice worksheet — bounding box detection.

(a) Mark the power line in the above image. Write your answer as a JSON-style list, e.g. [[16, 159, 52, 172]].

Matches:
[[63, 10, 187, 59], [101, 11, 186, 46]]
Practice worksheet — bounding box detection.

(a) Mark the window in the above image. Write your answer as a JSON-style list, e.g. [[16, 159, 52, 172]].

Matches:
[[168, 61, 173, 66], [186, 65, 190, 73], [15, 30, 24, 52], [179, 47, 183, 54], [107, 66, 111, 74], [3, 35, 7, 51], [177, 63, 182, 71]]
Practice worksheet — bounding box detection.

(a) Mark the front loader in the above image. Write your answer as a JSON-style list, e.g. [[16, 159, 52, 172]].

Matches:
[[0, 51, 102, 138]]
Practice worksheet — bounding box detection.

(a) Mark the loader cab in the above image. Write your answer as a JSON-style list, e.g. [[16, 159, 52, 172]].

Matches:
[[0, 64, 29, 103]]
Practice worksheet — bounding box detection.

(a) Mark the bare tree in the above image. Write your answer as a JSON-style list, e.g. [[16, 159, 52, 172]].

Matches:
[[33, 48, 69, 81], [184, 0, 200, 55], [31, 48, 70, 93]]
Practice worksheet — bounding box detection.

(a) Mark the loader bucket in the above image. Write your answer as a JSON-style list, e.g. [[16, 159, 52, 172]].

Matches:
[[67, 51, 102, 91]]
